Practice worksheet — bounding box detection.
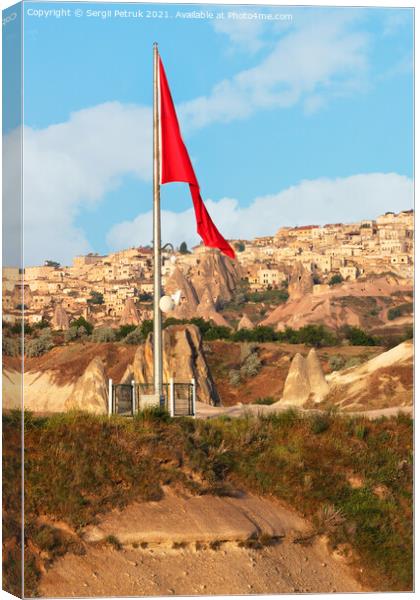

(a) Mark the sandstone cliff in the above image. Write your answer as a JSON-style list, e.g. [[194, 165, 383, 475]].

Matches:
[[65, 356, 108, 414]]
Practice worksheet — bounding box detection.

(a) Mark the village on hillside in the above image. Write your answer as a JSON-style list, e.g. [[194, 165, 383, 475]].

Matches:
[[2, 209, 414, 329]]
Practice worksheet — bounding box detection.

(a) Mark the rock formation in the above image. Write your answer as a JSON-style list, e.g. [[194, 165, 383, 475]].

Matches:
[[120, 297, 142, 326], [197, 288, 230, 327], [164, 267, 199, 319], [51, 303, 70, 330], [281, 353, 312, 406], [191, 250, 240, 305], [237, 315, 253, 330], [281, 349, 329, 406], [65, 356, 108, 414], [287, 262, 314, 301], [306, 348, 330, 403], [133, 324, 220, 405]]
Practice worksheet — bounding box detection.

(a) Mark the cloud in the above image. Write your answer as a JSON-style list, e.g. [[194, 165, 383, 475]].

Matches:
[[213, 18, 267, 54], [107, 173, 413, 250], [180, 13, 369, 130], [17, 102, 152, 265]]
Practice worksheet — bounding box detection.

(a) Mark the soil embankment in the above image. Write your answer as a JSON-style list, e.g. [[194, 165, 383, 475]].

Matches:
[[40, 491, 365, 597]]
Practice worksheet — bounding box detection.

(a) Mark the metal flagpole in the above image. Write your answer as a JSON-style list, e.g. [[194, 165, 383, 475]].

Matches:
[[153, 42, 163, 402]]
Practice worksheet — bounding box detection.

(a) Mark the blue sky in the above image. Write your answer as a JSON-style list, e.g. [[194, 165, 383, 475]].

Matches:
[[4, 2, 414, 265]]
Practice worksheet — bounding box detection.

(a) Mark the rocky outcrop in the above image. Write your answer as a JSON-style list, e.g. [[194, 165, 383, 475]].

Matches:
[[120, 298, 142, 326], [281, 353, 312, 406], [306, 348, 330, 403], [237, 315, 253, 330], [164, 267, 199, 319], [52, 303, 70, 330], [288, 262, 313, 301], [65, 356, 108, 414], [133, 324, 220, 405], [191, 250, 240, 305], [281, 349, 329, 406], [197, 288, 230, 327]]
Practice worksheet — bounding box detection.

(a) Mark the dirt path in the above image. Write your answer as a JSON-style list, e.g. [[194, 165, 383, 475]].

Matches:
[[40, 492, 365, 597]]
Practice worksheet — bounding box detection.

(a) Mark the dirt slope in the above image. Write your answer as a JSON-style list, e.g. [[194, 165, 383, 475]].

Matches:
[[39, 492, 365, 597]]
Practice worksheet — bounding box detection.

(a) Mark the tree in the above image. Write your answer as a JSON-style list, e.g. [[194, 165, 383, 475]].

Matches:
[[234, 241, 245, 252], [329, 274, 344, 286], [341, 326, 377, 346], [44, 260, 60, 268], [70, 316, 93, 335], [179, 241, 189, 254], [87, 291, 104, 305]]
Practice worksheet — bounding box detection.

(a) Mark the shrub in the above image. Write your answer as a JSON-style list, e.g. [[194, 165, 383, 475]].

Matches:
[[91, 327, 116, 343], [115, 324, 136, 340], [328, 354, 346, 371], [123, 326, 144, 345], [388, 303, 413, 321], [229, 370, 242, 386], [240, 351, 262, 378], [204, 325, 231, 341], [310, 414, 330, 434], [64, 327, 79, 342], [329, 274, 344, 286], [25, 332, 53, 357], [2, 337, 20, 357], [70, 316, 93, 335], [254, 397, 276, 406], [341, 326, 378, 346]]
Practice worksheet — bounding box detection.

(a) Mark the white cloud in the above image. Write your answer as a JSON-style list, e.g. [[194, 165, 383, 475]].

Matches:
[[18, 102, 152, 265], [213, 18, 266, 54], [180, 13, 369, 130], [107, 173, 413, 249]]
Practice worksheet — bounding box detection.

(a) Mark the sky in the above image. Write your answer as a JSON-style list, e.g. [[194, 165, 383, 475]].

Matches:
[[2, 1, 414, 266]]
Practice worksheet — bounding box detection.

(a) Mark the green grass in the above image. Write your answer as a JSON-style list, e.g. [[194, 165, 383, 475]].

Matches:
[[2, 409, 413, 595]]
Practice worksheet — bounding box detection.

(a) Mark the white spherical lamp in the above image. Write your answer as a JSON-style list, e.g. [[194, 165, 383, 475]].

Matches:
[[159, 295, 175, 313]]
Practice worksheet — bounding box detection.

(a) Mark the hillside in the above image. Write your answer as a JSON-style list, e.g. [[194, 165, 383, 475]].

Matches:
[[2, 410, 413, 596]]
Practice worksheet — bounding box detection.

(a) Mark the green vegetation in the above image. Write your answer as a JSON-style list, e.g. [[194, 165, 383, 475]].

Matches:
[[69, 316, 94, 336], [25, 330, 54, 357], [387, 302, 413, 321], [179, 241, 189, 254], [3, 410, 412, 595], [340, 326, 379, 346], [91, 327, 116, 343], [253, 397, 276, 406], [329, 273, 344, 286], [87, 291, 104, 305]]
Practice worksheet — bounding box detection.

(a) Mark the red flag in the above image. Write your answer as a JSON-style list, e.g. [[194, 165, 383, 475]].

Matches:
[[159, 57, 235, 260]]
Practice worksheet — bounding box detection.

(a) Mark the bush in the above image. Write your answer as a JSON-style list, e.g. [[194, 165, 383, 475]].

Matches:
[[310, 414, 330, 434], [123, 326, 144, 345], [388, 303, 413, 321], [254, 397, 276, 406], [64, 327, 79, 342], [240, 351, 262, 378], [341, 326, 378, 346], [204, 326, 231, 341], [70, 316, 93, 335], [2, 337, 20, 357], [328, 354, 346, 371], [115, 324, 136, 340], [228, 370, 242, 386], [91, 328, 116, 343], [329, 274, 344, 286], [25, 332, 53, 357]]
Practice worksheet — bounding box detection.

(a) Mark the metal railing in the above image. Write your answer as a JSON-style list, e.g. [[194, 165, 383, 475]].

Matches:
[[108, 379, 196, 417]]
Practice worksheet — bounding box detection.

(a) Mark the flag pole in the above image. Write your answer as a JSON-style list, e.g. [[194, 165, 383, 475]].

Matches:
[[153, 42, 163, 402]]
